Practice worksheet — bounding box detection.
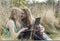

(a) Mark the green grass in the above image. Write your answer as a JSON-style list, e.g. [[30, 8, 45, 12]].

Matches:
[[47, 30, 60, 40], [48, 33, 57, 39]]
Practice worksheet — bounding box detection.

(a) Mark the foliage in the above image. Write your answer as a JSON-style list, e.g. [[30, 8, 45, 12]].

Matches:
[[46, 0, 55, 5], [10, 0, 27, 8]]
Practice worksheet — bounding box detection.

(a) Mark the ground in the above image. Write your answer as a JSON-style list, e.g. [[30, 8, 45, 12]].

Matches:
[[49, 30, 60, 40]]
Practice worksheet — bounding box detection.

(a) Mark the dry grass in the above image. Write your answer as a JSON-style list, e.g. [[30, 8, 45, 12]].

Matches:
[[0, 3, 60, 40]]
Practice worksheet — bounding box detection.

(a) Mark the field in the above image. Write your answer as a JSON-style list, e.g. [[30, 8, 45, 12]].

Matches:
[[0, 1, 60, 40]]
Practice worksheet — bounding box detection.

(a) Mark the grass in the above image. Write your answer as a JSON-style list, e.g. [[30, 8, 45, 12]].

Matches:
[[47, 30, 60, 40], [0, 3, 60, 40]]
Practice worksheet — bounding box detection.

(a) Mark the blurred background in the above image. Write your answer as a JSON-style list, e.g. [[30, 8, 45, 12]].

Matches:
[[0, 0, 60, 40]]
